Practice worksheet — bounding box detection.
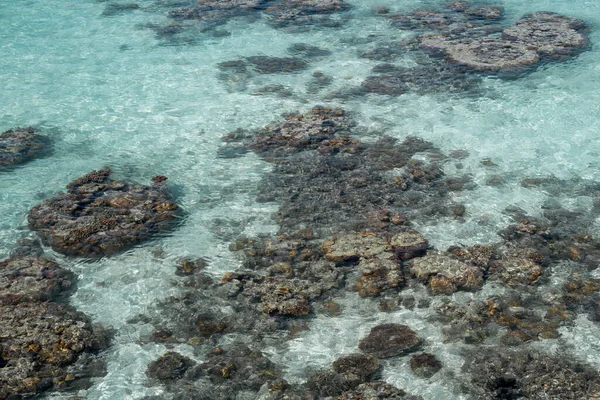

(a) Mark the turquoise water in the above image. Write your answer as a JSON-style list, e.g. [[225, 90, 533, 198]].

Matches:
[[2, 0, 600, 398]]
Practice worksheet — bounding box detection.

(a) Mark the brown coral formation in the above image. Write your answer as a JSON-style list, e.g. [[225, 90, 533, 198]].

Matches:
[[28, 169, 178, 258], [0, 127, 50, 167], [0, 256, 107, 399]]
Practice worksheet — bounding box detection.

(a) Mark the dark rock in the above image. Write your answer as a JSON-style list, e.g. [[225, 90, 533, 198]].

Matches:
[[245, 56, 309, 74], [464, 347, 600, 399], [410, 353, 442, 378], [264, 0, 351, 28], [242, 276, 313, 316], [196, 313, 227, 336], [307, 369, 361, 397], [9, 237, 44, 257], [390, 9, 462, 30], [175, 257, 208, 276], [198, 343, 283, 391], [0, 127, 50, 167], [287, 43, 332, 57], [0, 302, 107, 398], [146, 352, 196, 382], [102, 3, 140, 16], [248, 106, 355, 156], [307, 71, 334, 93], [338, 381, 416, 399], [0, 256, 74, 305], [390, 230, 428, 260], [332, 354, 379, 379], [362, 74, 407, 95], [252, 84, 294, 97], [28, 169, 179, 258], [363, 64, 481, 95], [358, 323, 420, 358]]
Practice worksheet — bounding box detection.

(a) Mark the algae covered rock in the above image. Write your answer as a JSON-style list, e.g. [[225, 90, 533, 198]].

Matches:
[[464, 347, 600, 399], [28, 169, 179, 258], [421, 36, 539, 73], [249, 106, 356, 155], [265, 0, 351, 27], [0, 302, 107, 398], [488, 256, 543, 286], [390, 230, 428, 260], [332, 354, 379, 379], [322, 232, 390, 263], [146, 352, 196, 382], [358, 323, 420, 358], [410, 252, 484, 294], [355, 257, 405, 297], [410, 353, 442, 378], [338, 381, 419, 399], [0, 127, 50, 167], [0, 256, 74, 305], [503, 12, 589, 58], [242, 276, 315, 316]]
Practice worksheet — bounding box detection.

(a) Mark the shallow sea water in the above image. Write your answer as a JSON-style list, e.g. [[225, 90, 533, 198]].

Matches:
[[1, 0, 600, 398]]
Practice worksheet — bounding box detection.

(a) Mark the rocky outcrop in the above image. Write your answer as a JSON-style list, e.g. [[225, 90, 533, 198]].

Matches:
[[0, 127, 50, 167], [358, 324, 421, 358], [28, 169, 178, 258]]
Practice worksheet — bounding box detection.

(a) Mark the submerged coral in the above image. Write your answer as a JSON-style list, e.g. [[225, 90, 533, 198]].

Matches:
[[28, 169, 179, 258], [0, 127, 50, 167]]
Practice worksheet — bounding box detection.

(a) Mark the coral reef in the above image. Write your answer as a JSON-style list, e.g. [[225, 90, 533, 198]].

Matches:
[[28, 169, 178, 257]]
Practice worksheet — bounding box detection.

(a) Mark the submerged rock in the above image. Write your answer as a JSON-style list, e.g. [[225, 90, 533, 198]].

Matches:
[[248, 106, 356, 156], [0, 302, 107, 399], [421, 36, 540, 73], [322, 232, 390, 263], [0, 256, 74, 305], [418, 11, 589, 75], [488, 256, 543, 286], [146, 352, 196, 382], [245, 56, 309, 74], [0, 127, 49, 167], [338, 381, 419, 399], [390, 230, 428, 260], [264, 0, 351, 28], [410, 353, 442, 378], [242, 276, 315, 316], [332, 354, 379, 379], [410, 252, 484, 294], [503, 12, 589, 58], [307, 353, 380, 397], [358, 323, 420, 358], [464, 347, 600, 399], [28, 169, 178, 258], [307, 369, 362, 397], [355, 257, 405, 297]]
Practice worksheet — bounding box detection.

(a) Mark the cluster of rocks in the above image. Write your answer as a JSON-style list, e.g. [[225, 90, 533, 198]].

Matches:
[[27, 169, 179, 258], [0, 256, 108, 398], [463, 347, 600, 399], [145, 328, 427, 399], [144, 104, 600, 399], [354, 4, 591, 97], [0, 127, 50, 168], [417, 11, 589, 75], [145, 343, 289, 400], [263, 0, 351, 28], [162, 0, 351, 38], [216, 44, 331, 94]]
